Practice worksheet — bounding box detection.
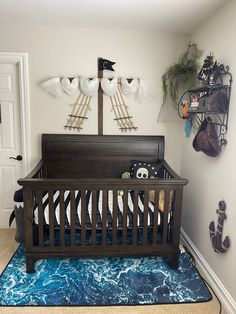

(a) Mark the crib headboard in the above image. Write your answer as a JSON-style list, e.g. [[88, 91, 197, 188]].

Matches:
[[42, 134, 165, 178]]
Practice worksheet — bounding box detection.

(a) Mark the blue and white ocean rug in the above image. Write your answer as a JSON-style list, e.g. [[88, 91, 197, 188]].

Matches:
[[0, 245, 211, 306]]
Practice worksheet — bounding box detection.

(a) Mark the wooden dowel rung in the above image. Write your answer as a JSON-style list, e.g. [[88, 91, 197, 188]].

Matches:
[[64, 125, 82, 130], [119, 127, 138, 130], [114, 116, 132, 120], [69, 115, 88, 119]]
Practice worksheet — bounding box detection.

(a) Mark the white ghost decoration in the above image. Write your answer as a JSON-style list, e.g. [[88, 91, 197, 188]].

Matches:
[[80, 77, 99, 96], [61, 77, 79, 95], [40, 77, 63, 98], [101, 77, 118, 96], [137, 79, 152, 103], [121, 78, 139, 95]]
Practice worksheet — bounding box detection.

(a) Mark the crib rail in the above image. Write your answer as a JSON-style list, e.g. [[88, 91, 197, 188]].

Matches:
[[23, 159, 45, 179], [18, 162, 188, 273], [20, 185, 187, 271]]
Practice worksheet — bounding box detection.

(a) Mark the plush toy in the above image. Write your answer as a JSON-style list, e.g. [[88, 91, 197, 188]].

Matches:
[[182, 100, 190, 119], [149, 189, 174, 212], [118, 172, 131, 195], [148, 176, 174, 212], [181, 100, 192, 138], [184, 118, 192, 138], [121, 171, 131, 179]]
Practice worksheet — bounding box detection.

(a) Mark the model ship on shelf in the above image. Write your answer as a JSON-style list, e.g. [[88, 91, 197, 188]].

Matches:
[[197, 53, 220, 86]]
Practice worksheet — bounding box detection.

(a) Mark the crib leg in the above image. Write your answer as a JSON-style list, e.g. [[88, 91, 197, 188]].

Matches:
[[170, 254, 179, 270], [26, 258, 35, 273]]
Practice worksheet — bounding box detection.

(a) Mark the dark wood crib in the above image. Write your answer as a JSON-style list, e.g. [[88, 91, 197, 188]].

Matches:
[[18, 134, 188, 273]]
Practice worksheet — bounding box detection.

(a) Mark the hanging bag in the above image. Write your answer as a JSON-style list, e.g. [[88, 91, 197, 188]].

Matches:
[[192, 116, 220, 157]]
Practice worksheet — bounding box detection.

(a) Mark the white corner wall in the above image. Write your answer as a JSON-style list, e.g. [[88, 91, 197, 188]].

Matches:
[[0, 26, 187, 171], [1, 4, 235, 311], [181, 0, 236, 309]]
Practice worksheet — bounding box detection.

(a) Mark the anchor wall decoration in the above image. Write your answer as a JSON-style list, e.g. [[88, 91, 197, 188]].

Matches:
[[209, 200, 230, 254]]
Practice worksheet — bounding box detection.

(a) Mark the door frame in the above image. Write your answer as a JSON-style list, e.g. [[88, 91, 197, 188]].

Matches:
[[0, 52, 30, 175]]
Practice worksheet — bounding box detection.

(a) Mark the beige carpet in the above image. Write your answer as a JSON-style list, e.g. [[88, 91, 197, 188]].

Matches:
[[0, 229, 223, 314]]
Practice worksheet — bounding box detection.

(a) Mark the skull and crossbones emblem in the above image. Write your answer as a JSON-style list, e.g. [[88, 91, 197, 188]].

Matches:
[[136, 167, 149, 179]]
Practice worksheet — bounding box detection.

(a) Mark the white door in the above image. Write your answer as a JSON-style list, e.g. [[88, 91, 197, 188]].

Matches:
[[0, 63, 23, 228]]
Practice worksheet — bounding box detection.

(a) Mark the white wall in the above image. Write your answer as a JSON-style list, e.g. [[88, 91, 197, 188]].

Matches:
[[0, 26, 187, 171], [181, 0, 236, 305]]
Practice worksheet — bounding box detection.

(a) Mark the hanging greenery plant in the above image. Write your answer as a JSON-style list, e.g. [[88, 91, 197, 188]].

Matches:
[[162, 42, 202, 105]]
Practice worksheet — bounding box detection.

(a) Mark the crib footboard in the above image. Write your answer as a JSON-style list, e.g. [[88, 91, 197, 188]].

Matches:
[[19, 174, 187, 273]]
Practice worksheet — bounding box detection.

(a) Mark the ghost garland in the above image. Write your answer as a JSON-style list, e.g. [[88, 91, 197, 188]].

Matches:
[[40, 75, 151, 131]]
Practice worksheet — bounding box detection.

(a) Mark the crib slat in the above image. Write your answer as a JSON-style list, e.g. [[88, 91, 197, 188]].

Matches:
[[127, 207, 133, 227], [59, 190, 65, 247], [172, 188, 182, 246], [132, 190, 138, 245], [81, 190, 86, 245], [106, 204, 112, 228], [112, 190, 118, 244], [102, 190, 108, 244], [48, 191, 54, 247], [92, 190, 97, 244], [23, 187, 33, 248], [117, 200, 123, 228], [138, 200, 143, 226], [142, 190, 149, 246], [122, 190, 128, 244], [85, 191, 91, 228], [163, 190, 170, 244], [75, 191, 81, 228], [148, 207, 154, 227], [70, 190, 76, 246], [37, 191, 44, 246], [96, 191, 102, 228], [152, 190, 159, 245]]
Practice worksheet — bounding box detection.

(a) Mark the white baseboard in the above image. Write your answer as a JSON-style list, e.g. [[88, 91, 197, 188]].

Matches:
[[181, 228, 236, 314], [0, 209, 15, 228]]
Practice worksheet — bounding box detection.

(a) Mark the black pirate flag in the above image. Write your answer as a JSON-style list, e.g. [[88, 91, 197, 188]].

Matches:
[[98, 58, 116, 71]]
